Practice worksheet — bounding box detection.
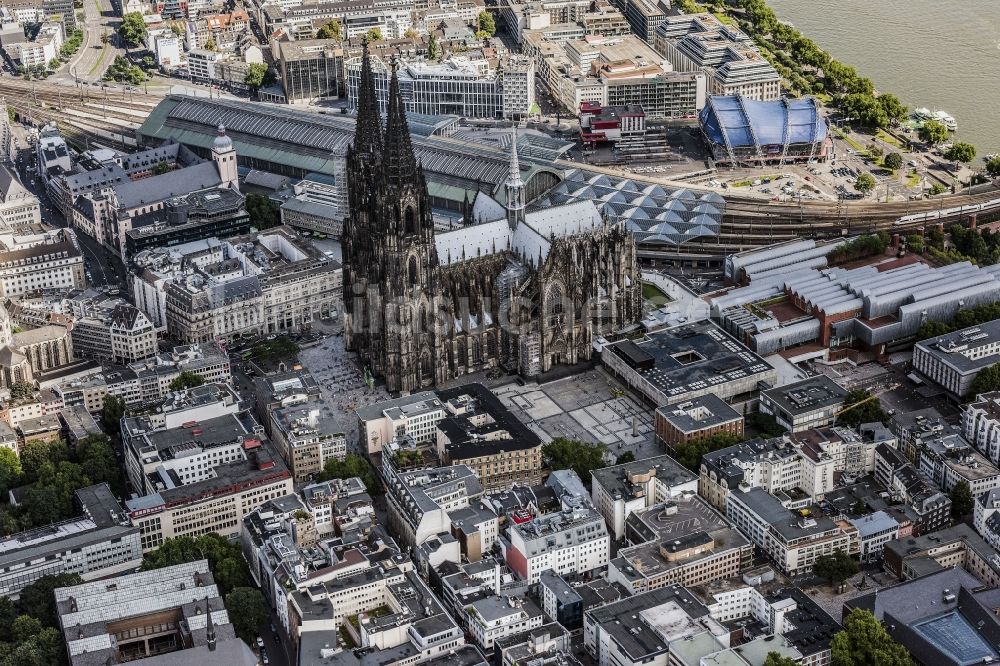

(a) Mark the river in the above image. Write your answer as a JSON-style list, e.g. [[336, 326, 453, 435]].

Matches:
[[766, 0, 1000, 156]]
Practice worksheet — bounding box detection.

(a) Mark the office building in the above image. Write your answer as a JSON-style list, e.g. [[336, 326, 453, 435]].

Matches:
[[0, 228, 85, 297], [584, 585, 729, 666], [273, 38, 345, 104], [70, 303, 158, 365], [602, 319, 777, 408], [759, 375, 848, 433], [590, 454, 697, 541], [916, 431, 1000, 497], [386, 465, 484, 548], [883, 523, 1000, 586], [608, 493, 751, 593], [347, 52, 535, 119], [278, 174, 343, 237], [965, 391, 1000, 467], [270, 399, 347, 481], [726, 488, 856, 576], [653, 14, 781, 101], [123, 408, 293, 550], [54, 560, 257, 666], [0, 164, 41, 231], [914, 319, 1000, 400], [0, 484, 142, 599], [655, 393, 743, 448]]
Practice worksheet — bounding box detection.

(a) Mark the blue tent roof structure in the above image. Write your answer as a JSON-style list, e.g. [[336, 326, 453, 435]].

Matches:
[[700, 95, 827, 150]]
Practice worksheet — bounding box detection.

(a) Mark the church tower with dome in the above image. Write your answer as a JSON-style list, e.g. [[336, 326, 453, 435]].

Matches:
[[211, 124, 239, 192]]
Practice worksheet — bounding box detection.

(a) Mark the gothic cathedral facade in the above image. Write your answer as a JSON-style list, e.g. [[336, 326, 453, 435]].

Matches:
[[342, 45, 641, 394]]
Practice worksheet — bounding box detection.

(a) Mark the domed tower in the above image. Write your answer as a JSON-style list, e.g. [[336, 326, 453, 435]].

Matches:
[[211, 124, 239, 191]]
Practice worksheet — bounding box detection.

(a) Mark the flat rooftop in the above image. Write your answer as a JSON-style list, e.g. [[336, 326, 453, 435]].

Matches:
[[761, 374, 847, 416], [605, 320, 774, 401]]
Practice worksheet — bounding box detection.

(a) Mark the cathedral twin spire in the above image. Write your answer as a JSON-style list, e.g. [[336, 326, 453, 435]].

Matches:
[[352, 41, 420, 189]]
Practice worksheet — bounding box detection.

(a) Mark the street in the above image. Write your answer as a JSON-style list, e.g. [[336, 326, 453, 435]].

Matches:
[[63, 0, 125, 84]]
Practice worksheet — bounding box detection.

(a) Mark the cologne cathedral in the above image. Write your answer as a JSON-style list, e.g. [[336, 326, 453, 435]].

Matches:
[[342, 45, 641, 394]]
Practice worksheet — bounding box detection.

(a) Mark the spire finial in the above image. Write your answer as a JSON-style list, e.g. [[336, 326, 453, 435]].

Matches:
[[206, 599, 216, 652], [504, 123, 525, 230]]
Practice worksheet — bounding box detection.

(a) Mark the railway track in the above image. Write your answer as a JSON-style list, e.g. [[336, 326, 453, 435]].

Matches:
[[4, 80, 999, 260]]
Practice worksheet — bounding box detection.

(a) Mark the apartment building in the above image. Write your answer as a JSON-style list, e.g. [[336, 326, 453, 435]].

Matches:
[[974, 488, 1000, 551], [874, 443, 952, 535], [0, 484, 142, 599], [270, 399, 347, 481], [503, 495, 609, 584], [590, 454, 697, 541], [653, 14, 781, 100], [465, 596, 544, 650], [699, 437, 799, 512], [964, 391, 1000, 466], [726, 488, 856, 576], [301, 477, 373, 536], [917, 431, 1000, 496], [386, 465, 484, 548], [850, 510, 899, 562], [0, 228, 84, 297]]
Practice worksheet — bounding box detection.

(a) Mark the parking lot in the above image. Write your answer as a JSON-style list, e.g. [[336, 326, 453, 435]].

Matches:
[[494, 369, 661, 461]]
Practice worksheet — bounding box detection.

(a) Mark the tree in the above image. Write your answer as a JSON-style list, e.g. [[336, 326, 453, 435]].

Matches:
[[225, 587, 269, 644], [0, 458, 24, 508], [951, 480, 974, 519], [813, 548, 858, 586], [905, 233, 924, 253], [427, 32, 440, 60], [169, 371, 206, 391], [101, 394, 126, 437], [876, 93, 907, 124], [944, 141, 976, 164], [76, 435, 124, 496], [9, 380, 35, 401], [141, 534, 249, 594], [19, 440, 67, 484], [918, 119, 949, 145], [831, 608, 912, 666], [317, 454, 379, 495], [245, 192, 280, 230], [837, 389, 889, 427], [883, 152, 903, 171], [244, 62, 269, 91], [839, 93, 887, 128], [673, 432, 743, 471], [316, 19, 342, 40], [150, 161, 172, 175], [542, 438, 607, 484], [854, 172, 877, 195], [970, 363, 1000, 397], [118, 12, 147, 48], [0, 596, 16, 643], [745, 412, 786, 437], [615, 451, 636, 465], [203, 37, 217, 51], [404, 28, 418, 39], [47, 58, 60, 70], [366, 27, 383, 42], [986, 156, 1000, 179], [19, 573, 83, 628], [477, 11, 496, 37], [763, 653, 799, 666]]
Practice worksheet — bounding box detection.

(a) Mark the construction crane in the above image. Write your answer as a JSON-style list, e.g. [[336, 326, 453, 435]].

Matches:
[[830, 383, 897, 427]]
